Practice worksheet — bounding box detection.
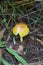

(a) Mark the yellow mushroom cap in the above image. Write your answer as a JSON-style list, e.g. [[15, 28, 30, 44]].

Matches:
[[13, 23, 30, 37]]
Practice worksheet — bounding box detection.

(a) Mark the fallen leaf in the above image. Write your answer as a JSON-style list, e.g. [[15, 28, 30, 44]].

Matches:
[[0, 28, 6, 39], [17, 45, 23, 52]]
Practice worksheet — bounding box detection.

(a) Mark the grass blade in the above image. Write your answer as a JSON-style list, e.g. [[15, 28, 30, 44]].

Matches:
[[6, 48, 28, 65], [1, 58, 11, 65]]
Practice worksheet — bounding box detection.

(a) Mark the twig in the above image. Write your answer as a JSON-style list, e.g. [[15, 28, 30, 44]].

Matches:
[[30, 36, 43, 46], [18, 8, 43, 19], [0, 8, 43, 16]]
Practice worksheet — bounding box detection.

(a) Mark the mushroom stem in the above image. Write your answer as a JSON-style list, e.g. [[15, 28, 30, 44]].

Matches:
[[20, 37, 23, 42]]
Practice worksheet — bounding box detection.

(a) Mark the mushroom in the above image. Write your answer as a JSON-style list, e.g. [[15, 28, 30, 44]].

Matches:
[[12, 23, 30, 42]]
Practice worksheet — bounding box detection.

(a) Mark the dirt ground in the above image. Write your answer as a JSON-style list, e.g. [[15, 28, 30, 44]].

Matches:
[[0, 0, 43, 65]]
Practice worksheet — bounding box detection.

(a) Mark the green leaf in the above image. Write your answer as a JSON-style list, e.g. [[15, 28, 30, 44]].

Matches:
[[6, 48, 28, 65], [1, 58, 11, 65], [0, 39, 6, 48], [2, 18, 8, 26], [3, 18, 7, 23], [13, 8, 17, 20], [0, 39, 3, 46]]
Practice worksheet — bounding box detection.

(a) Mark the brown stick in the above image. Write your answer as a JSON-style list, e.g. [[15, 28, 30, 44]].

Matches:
[[30, 36, 43, 46]]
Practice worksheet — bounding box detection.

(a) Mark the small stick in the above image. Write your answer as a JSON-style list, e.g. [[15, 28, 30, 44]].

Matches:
[[30, 36, 43, 46]]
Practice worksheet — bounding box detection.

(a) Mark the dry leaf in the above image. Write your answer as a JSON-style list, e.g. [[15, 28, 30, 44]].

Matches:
[[17, 45, 23, 52], [0, 28, 6, 39]]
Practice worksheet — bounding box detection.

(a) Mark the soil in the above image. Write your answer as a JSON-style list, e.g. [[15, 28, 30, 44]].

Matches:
[[0, 1, 43, 65]]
